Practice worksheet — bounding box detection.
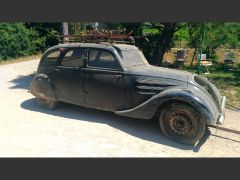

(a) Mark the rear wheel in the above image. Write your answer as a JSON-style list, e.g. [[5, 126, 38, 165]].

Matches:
[[36, 98, 58, 109], [159, 102, 205, 145]]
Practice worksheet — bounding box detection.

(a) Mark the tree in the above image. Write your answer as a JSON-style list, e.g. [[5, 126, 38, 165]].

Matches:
[[104, 22, 185, 65], [188, 23, 226, 67], [188, 23, 201, 67], [0, 23, 42, 60], [25, 23, 61, 50], [62, 22, 69, 35], [223, 23, 240, 50], [188, 22, 240, 66], [150, 23, 183, 66]]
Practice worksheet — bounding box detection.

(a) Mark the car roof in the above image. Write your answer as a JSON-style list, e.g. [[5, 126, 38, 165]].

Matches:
[[46, 43, 138, 52]]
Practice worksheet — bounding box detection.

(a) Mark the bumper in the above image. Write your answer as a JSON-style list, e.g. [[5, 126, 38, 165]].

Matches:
[[217, 96, 226, 125]]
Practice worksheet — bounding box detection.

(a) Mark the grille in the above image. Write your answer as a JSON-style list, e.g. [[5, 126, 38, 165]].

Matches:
[[194, 76, 220, 106]]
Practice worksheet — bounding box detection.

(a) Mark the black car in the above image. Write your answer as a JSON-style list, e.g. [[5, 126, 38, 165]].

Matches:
[[29, 42, 226, 145]]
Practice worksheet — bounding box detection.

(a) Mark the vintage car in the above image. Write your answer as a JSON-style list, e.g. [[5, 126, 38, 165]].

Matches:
[[29, 42, 226, 145]]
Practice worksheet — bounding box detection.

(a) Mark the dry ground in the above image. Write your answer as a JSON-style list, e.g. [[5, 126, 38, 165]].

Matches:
[[0, 59, 239, 157]]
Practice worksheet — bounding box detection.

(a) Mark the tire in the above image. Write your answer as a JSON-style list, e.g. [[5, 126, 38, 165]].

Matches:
[[36, 98, 58, 109], [159, 102, 205, 145]]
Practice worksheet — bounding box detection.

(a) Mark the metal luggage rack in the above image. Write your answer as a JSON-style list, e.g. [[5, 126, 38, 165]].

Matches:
[[58, 29, 149, 45]]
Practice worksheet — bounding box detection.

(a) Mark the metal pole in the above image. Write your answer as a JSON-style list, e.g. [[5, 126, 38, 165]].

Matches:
[[197, 23, 205, 75]]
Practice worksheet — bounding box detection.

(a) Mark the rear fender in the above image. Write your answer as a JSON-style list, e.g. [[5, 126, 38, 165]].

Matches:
[[29, 74, 57, 101]]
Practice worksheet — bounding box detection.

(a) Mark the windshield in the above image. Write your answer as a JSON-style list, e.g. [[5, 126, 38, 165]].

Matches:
[[118, 49, 149, 67]]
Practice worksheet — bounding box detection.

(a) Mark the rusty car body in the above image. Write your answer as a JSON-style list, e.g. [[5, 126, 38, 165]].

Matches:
[[29, 42, 226, 145]]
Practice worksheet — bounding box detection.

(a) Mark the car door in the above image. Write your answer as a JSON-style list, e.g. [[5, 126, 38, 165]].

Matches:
[[83, 48, 127, 111], [51, 47, 87, 105]]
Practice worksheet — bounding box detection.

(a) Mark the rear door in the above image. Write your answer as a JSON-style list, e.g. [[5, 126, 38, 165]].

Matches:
[[83, 48, 127, 111], [51, 47, 87, 104]]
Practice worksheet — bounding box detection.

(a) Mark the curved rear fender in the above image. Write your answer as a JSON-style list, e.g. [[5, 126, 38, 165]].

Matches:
[[29, 74, 57, 101], [115, 89, 217, 125]]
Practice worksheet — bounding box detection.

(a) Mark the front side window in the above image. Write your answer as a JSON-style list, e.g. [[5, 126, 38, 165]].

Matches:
[[61, 48, 86, 67], [42, 49, 60, 66], [88, 49, 120, 70]]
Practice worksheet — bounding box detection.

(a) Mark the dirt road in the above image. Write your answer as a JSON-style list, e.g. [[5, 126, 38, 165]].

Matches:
[[0, 59, 239, 157]]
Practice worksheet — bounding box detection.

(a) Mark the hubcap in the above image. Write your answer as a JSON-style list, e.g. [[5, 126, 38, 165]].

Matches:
[[168, 111, 195, 136]]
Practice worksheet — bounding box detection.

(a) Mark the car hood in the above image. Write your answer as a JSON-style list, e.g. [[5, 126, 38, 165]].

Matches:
[[127, 65, 190, 82]]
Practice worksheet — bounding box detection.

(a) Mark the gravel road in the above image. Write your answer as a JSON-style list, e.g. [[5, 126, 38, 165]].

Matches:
[[0, 59, 239, 157]]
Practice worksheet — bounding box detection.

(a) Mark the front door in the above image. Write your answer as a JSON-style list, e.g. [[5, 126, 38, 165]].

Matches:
[[51, 48, 87, 105], [83, 48, 127, 111]]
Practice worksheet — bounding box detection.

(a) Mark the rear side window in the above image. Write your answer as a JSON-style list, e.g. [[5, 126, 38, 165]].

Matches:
[[88, 49, 120, 70], [61, 48, 86, 67], [42, 50, 60, 66]]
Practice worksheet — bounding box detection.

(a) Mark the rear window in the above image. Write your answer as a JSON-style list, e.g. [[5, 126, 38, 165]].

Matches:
[[61, 48, 86, 67], [42, 50, 60, 66]]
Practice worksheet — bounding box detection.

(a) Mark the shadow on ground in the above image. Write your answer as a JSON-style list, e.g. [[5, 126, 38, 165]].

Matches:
[[21, 98, 211, 152], [9, 73, 35, 89]]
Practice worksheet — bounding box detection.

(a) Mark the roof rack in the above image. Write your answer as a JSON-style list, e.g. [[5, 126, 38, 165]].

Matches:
[[58, 29, 148, 45]]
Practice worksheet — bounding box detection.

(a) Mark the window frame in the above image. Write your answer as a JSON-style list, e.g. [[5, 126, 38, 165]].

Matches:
[[86, 48, 123, 72], [41, 48, 61, 67], [57, 47, 87, 68]]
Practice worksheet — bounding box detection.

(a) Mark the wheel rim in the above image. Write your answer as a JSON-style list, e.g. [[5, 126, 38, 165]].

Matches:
[[167, 111, 195, 137]]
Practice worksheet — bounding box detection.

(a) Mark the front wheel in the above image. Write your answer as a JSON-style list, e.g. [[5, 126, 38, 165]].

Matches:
[[36, 98, 58, 109], [159, 103, 205, 145]]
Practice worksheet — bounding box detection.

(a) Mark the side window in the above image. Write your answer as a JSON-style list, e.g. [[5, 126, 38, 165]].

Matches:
[[88, 49, 120, 70], [42, 50, 60, 66], [61, 48, 86, 67]]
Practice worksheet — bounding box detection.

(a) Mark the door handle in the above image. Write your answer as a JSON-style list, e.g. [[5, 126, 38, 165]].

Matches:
[[54, 68, 60, 71], [115, 75, 122, 77]]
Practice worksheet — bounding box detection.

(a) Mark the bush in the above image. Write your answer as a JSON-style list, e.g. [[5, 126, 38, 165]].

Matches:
[[0, 23, 45, 61], [25, 23, 61, 49]]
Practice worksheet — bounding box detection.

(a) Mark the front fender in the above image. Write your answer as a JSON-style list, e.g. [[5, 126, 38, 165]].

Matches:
[[115, 88, 217, 125], [29, 74, 57, 101]]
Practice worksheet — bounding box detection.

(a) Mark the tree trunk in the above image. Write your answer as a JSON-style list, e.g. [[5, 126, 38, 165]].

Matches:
[[205, 45, 210, 58], [151, 23, 177, 66], [190, 47, 197, 68], [62, 22, 69, 36], [62, 22, 69, 43]]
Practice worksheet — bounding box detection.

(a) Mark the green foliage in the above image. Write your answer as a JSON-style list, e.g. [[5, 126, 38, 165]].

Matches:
[[2, 22, 240, 64], [222, 23, 240, 49], [0, 23, 61, 61], [0, 23, 44, 60], [187, 22, 240, 58], [25, 23, 61, 49], [204, 69, 240, 108], [173, 25, 189, 48]]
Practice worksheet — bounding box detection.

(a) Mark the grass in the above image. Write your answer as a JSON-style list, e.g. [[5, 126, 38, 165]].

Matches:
[[164, 48, 240, 109], [203, 70, 240, 109], [176, 64, 240, 109], [0, 54, 41, 66]]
